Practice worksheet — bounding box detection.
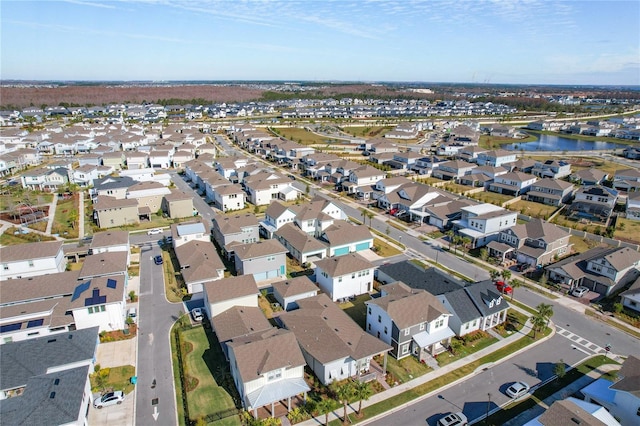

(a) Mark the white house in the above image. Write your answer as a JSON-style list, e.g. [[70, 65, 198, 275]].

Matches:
[[271, 276, 319, 311], [89, 230, 131, 266], [171, 221, 208, 249], [211, 184, 246, 212], [175, 240, 225, 295], [453, 203, 518, 248], [243, 171, 299, 205], [626, 191, 640, 221], [314, 253, 375, 302], [0, 241, 67, 281], [203, 274, 259, 319], [488, 171, 537, 196], [476, 150, 517, 167]]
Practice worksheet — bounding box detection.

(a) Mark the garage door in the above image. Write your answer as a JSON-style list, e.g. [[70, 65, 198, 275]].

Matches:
[[334, 246, 350, 256], [355, 242, 370, 251]]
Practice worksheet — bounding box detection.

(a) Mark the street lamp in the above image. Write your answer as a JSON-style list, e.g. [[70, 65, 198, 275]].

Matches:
[[486, 392, 491, 424]]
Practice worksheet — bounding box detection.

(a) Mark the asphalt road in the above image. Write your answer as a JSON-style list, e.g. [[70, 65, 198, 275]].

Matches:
[[368, 333, 590, 426], [135, 239, 180, 426], [170, 171, 215, 233]]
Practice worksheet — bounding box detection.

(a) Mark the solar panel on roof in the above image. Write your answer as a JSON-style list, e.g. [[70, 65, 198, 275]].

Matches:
[[106, 278, 117, 289], [84, 288, 107, 307], [27, 319, 44, 328], [0, 322, 22, 333], [71, 281, 91, 302]]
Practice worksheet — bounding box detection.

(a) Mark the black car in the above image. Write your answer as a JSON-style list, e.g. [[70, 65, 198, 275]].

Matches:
[[154, 255, 163, 265]]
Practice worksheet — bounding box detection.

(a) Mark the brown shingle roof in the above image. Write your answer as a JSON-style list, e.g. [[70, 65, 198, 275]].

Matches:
[[274, 223, 328, 254], [90, 230, 129, 249], [78, 252, 128, 279], [280, 294, 391, 363], [211, 306, 271, 343], [0, 240, 63, 263], [313, 253, 374, 277], [367, 282, 449, 328], [175, 241, 225, 284], [272, 276, 318, 299], [204, 274, 258, 303], [538, 400, 607, 426], [610, 354, 640, 397], [233, 239, 288, 261], [321, 221, 372, 247]]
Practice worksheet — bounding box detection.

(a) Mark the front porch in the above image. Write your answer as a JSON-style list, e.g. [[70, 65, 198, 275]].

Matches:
[[412, 327, 455, 361]]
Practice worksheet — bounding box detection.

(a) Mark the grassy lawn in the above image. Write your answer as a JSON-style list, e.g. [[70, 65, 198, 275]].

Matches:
[[178, 325, 239, 423], [436, 332, 499, 367], [487, 356, 619, 426], [373, 237, 402, 257], [495, 309, 529, 338], [273, 127, 332, 145], [443, 182, 472, 195], [52, 196, 79, 238], [469, 191, 513, 206], [171, 322, 187, 426], [339, 125, 393, 138], [0, 191, 53, 211], [286, 254, 310, 278], [162, 249, 187, 303], [569, 235, 602, 254], [613, 217, 640, 245], [90, 365, 136, 395], [508, 200, 558, 220], [509, 299, 538, 315], [0, 226, 56, 245], [387, 220, 408, 232], [415, 177, 446, 185], [27, 220, 48, 232], [339, 293, 371, 329], [384, 355, 432, 384]]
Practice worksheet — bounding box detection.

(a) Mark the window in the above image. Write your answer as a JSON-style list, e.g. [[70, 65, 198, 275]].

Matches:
[[401, 344, 409, 355], [404, 329, 410, 336], [28, 260, 34, 267], [377, 315, 381, 323], [368, 324, 371, 331], [266, 368, 282, 382], [338, 277, 342, 283], [2, 264, 7, 271], [419, 323, 425, 331], [368, 307, 371, 315], [384, 326, 388, 334]]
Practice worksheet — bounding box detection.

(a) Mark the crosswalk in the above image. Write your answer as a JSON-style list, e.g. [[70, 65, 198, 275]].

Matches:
[[556, 326, 607, 355]]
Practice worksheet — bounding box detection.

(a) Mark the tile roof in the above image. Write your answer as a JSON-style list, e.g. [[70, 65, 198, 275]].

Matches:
[[279, 293, 391, 363]]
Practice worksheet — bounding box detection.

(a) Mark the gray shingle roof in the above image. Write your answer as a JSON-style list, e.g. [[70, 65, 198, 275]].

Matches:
[[233, 239, 288, 261], [320, 220, 372, 246], [377, 261, 466, 295], [271, 276, 318, 299]]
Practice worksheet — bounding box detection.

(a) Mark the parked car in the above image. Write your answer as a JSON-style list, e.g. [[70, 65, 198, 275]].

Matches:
[[93, 391, 124, 409], [495, 281, 513, 294], [191, 308, 204, 322], [437, 412, 468, 426], [154, 255, 163, 265], [571, 286, 589, 298], [127, 307, 137, 323], [506, 381, 530, 399], [147, 228, 162, 235]]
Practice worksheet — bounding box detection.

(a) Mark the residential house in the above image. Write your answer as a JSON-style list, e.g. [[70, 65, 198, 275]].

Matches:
[[570, 169, 609, 186], [319, 220, 373, 257], [260, 201, 298, 239], [490, 218, 571, 267], [148, 148, 173, 169], [175, 240, 225, 295], [476, 150, 517, 167], [488, 171, 537, 196], [546, 246, 640, 296], [93, 196, 139, 228], [626, 191, 640, 221], [243, 171, 299, 205], [620, 277, 640, 313], [458, 146, 488, 163], [344, 165, 385, 198], [0, 328, 98, 425], [279, 293, 392, 386], [581, 355, 640, 426], [366, 282, 454, 361], [412, 155, 447, 176], [171, 221, 208, 249], [274, 223, 328, 265], [570, 185, 618, 221], [228, 328, 310, 419], [314, 253, 374, 302], [211, 184, 246, 212], [162, 189, 196, 219], [20, 167, 69, 192], [89, 230, 131, 266], [423, 198, 478, 230], [101, 151, 125, 170], [375, 261, 466, 296], [0, 241, 66, 280], [91, 176, 135, 201], [531, 159, 572, 179], [453, 203, 518, 248], [439, 280, 509, 337], [432, 160, 477, 181], [204, 274, 259, 319], [526, 178, 575, 207], [211, 213, 260, 256], [271, 276, 319, 311], [233, 239, 288, 283], [126, 181, 171, 215], [78, 251, 128, 281], [124, 151, 149, 169], [523, 398, 620, 426], [613, 168, 640, 192]]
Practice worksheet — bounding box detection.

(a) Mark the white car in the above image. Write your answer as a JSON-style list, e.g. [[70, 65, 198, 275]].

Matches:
[[147, 228, 162, 235], [506, 381, 530, 399], [571, 286, 589, 298], [191, 308, 203, 322], [93, 391, 124, 408], [438, 412, 468, 426]]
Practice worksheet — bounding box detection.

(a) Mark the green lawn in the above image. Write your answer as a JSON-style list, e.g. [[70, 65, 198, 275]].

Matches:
[[384, 355, 432, 384], [614, 218, 640, 245], [339, 125, 393, 138], [90, 365, 136, 395], [373, 237, 402, 257], [469, 191, 513, 206], [508, 200, 558, 220], [0, 226, 56, 245], [52, 197, 79, 238], [436, 332, 499, 367], [179, 326, 239, 423], [495, 309, 529, 338], [273, 127, 332, 145], [569, 235, 601, 254], [0, 191, 53, 211], [339, 293, 372, 329]]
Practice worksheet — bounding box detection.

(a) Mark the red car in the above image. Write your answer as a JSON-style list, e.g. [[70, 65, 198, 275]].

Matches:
[[495, 281, 512, 294], [389, 208, 399, 215]]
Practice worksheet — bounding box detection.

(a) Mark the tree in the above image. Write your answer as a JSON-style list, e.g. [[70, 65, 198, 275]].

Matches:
[[554, 360, 566, 381], [613, 302, 623, 314], [539, 273, 548, 287], [316, 398, 335, 426], [331, 381, 354, 424], [531, 312, 547, 339], [461, 237, 472, 256], [68, 209, 78, 230], [510, 279, 523, 301], [490, 269, 500, 282], [536, 303, 554, 328], [446, 230, 454, 250], [480, 247, 489, 261], [500, 269, 512, 284], [353, 381, 373, 416]]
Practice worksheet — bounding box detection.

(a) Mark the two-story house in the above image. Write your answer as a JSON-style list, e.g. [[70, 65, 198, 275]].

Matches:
[[488, 171, 537, 196], [365, 282, 453, 361], [243, 171, 299, 205], [211, 213, 260, 257], [271, 276, 319, 311], [531, 160, 572, 179], [344, 165, 385, 199], [314, 253, 375, 302], [260, 201, 298, 239], [626, 191, 640, 221], [476, 150, 517, 167], [0, 241, 66, 280], [431, 160, 477, 182], [613, 168, 640, 192], [570, 185, 618, 221], [233, 239, 288, 283], [525, 178, 575, 207], [274, 223, 328, 265], [452, 203, 518, 248], [175, 240, 225, 295], [171, 221, 208, 248], [489, 218, 571, 267], [318, 220, 373, 257]]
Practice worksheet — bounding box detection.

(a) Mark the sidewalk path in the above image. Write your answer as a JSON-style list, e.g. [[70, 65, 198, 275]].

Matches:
[[298, 318, 551, 426], [0, 218, 64, 240], [45, 193, 58, 234]]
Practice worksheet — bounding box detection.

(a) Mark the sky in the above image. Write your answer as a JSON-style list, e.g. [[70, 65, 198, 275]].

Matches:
[[1, 0, 639, 85]]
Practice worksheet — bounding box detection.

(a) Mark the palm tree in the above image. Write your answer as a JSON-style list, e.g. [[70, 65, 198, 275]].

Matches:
[[352, 381, 373, 417], [446, 230, 454, 250], [501, 269, 512, 284], [489, 269, 500, 282], [316, 398, 335, 426], [332, 381, 354, 424], [531, 312, 547, 339], [510, 278, 523, 301], [536, 303, 554, 328]]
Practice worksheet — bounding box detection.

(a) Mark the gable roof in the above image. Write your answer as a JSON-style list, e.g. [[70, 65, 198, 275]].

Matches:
[[233, 239, 288, 261], [90, 230, 129, 249], [211, 306, 271, 343], [175, 240, 225, 284], [610, 355, 640, 397], [314, 253, 374, 276], [377, 261, 466, 295], [78, 251, 128, 279], [212, 213, 259, 235], [274, 223, 328, 254], [271, 276, 319, 299], [0, 240, 63, 263], [204, 274, 258, 304], [321, 220, 372, 246], [367, 282, 449, 328], [279, 293, 391, 363]]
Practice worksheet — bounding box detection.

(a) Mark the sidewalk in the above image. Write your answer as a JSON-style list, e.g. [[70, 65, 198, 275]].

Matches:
[[45, 192, 58, 234], [298, 317, 552, 426]]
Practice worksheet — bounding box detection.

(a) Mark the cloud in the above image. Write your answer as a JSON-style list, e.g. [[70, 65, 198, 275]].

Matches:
[[62, 0, 117, 9]]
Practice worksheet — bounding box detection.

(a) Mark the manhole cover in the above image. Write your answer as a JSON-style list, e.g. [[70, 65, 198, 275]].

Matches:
[[152, 398, 158, 406]]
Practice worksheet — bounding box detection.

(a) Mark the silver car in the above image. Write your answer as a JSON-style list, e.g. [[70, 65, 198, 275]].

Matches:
[[437, 412, 468, 426], [571, 286, 589, 297], [93, 391, 124, 408], [506, 381, 530, 399]]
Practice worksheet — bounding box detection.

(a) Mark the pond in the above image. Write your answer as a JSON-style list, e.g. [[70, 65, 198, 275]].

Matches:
[[502, 133, 627, 152]]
